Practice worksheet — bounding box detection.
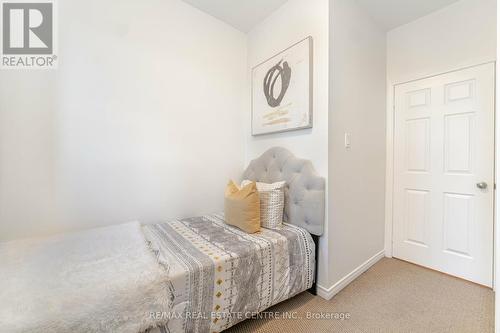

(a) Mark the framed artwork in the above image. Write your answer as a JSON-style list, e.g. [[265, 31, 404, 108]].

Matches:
[[251, 36, 313, 136]]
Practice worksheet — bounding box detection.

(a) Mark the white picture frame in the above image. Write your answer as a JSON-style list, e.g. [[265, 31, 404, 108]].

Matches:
[[251, 36, 313, 136]]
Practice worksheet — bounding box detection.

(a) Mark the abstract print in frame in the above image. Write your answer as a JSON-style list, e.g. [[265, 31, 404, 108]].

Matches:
[[252, 36, 313, 136]]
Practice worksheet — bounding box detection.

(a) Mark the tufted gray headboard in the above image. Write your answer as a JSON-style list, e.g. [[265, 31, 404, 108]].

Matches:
[[242, 147, 325, 236]]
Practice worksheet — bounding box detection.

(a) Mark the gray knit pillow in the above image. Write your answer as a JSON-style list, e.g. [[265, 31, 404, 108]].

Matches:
[[241, 180, 285, 229]]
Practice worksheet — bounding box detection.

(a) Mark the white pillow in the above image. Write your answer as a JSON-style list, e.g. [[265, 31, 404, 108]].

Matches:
[[241, 180, 286, 229]]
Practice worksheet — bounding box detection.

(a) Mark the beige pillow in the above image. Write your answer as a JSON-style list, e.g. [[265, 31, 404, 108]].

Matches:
[[241, 180, 285, 229], [224, 180, 261, 233]]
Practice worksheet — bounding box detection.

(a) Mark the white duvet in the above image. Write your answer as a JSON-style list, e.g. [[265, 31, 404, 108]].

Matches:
[[0, 222, 171, 333]]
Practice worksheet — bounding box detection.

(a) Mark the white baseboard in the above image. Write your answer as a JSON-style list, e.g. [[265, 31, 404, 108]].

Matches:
[[316, 250, 385, 300]]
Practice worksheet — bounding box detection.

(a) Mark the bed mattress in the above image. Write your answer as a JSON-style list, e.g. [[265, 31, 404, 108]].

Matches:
[[143, 213, 315, 333]]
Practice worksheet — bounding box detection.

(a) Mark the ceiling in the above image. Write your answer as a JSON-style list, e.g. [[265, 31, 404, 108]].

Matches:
[[182, 0, 289, 33], [183, 0, 461, 33], [355, 0, 460, 31]]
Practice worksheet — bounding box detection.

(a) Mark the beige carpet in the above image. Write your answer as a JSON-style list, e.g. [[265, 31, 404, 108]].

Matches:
[[226, 258, 494, 333]]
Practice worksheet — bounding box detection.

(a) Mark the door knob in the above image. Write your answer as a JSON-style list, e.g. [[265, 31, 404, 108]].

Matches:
[[477, 182, 488, 190]]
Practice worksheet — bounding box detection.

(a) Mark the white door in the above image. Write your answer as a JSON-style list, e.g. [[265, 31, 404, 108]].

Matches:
[[393, 63, 495, 287]]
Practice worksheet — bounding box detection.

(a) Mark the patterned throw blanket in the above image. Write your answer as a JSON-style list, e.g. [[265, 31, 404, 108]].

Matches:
[[143, 213, 315, 333]]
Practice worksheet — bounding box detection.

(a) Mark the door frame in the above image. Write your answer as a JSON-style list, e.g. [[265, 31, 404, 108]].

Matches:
[[384, 61, 497, 288]]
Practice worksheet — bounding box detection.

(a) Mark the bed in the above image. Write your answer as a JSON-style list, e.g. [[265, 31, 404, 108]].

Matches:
[[143, 214, 314, 333], [146, 147, 325, 333], [0, 147, 324, 333]]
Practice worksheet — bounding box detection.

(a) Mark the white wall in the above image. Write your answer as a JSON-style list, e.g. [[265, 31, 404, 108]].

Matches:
[[385, 0, 497, 255], [494, 1, 499, 332], [245, 0, 330, 286], [387, 0, 496, 84], [328, 0, 387, 292], [0, 0, 247, 240]]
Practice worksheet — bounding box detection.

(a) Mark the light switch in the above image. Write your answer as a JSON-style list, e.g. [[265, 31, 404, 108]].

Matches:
[[344, 132, 351, 149]]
